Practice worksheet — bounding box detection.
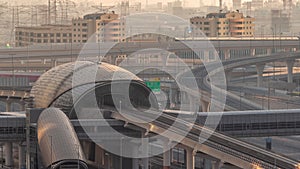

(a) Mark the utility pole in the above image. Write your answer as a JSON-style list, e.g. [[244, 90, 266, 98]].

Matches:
[[48, 0, 51, 24]]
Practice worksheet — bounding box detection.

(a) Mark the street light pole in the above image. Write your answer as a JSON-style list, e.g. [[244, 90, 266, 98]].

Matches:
[[120, 137, 124, 169], [50, 135, 53, 169], [271, 27, 275, 53]]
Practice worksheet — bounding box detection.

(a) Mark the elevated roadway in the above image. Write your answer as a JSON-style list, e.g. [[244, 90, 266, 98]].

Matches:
[[178, 52, 300, 111]]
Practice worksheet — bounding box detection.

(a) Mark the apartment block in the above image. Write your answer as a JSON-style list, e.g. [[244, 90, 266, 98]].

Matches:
[[72, 12, 124, 43], [15, 25, 72, 47], [190, 11, 255, 37]]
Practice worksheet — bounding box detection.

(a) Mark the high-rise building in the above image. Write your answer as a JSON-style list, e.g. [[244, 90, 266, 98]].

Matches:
[[72, 12, 124, 43], [271, 9, 290, 34], [252, 0, 264, 9], [15, 25, 72, 47], [233, 0, 242, 9], [190, 11, 255, 37]]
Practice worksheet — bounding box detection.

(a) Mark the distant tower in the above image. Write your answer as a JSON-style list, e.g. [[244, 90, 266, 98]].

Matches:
[[232, 0, 241, 10], [120, 1, 129, 16], [199, 0, 204, 7]]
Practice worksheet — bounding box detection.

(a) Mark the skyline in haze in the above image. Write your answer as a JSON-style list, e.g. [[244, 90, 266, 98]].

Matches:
[[3, 0, 259, 7]]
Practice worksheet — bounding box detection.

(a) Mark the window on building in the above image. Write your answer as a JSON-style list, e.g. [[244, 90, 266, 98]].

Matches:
[[56, 33, 61, 37], [50, 33, 54, 37], [82, 34, 87, 38], [82, 29, 87, 32], [69, 33, 72, 36], [73, 29, 76, 31], [63, 39, 67, 43], [63, 33, 67, 37], [204, 22, 209, 25], [44, 39, 48, 43], [37, 33, 41, 37], [50, 39, 54, 43], [217, 21, 221, 24], [74, 34, 76, 37], [83, 40, 87, 43], [82, 23, 87, 26], [43, 33, 48, 37], [57, 39, 61, 43]]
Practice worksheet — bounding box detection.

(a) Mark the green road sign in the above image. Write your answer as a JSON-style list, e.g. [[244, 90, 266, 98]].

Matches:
[[145, 80, 161, 93]]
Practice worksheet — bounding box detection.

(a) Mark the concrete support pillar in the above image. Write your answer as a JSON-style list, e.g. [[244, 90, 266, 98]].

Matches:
[[189, 95, 198, 112], [163, 141, 171, 169], [204, 158, 212, 169], [212, 160, 223, 169], [4, 142, 13, 167], [251, 48, 256, 56], [200, 99, 209, 112], [169, 85, 175, 108], [132, 158, 139, 169], [19, 144, 26, 169], [224, 49, 230, 60], [286, 60, 295, 83], [204, 51, 209, 62], [6, 101, 11, 112], [104, 152, 111, 169], [186, 147, 195, 169], [51, 59, 57, 67], [142, 158, 149, 169], [20, 103, 25, 111], [267, 48, 272, 55], [225, 69, 233, 86], [256, 64, 265, 87]]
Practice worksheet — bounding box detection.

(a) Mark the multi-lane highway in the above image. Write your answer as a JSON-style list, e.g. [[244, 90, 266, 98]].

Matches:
[[178, 51, 300, 111]]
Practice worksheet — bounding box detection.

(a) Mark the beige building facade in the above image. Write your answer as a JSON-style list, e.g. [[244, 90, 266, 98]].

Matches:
[[15, 25, 72, 47], [190, 11, 255, 37], [72, 12, 124, 43], [15, 12, 124, 46]]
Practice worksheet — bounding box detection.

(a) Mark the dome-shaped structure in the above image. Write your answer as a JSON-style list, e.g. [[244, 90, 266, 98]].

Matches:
[[30, 61, 158, 117]]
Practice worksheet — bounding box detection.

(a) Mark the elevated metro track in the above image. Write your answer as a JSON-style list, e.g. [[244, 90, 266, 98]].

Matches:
[[110, 108, 300, 169]]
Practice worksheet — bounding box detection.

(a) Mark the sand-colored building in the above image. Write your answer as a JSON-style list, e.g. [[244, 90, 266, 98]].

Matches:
[[190, 11, 255, 37]]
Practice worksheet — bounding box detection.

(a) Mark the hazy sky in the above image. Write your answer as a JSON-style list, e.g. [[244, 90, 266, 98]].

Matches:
[[5, 0, 251, 7]]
